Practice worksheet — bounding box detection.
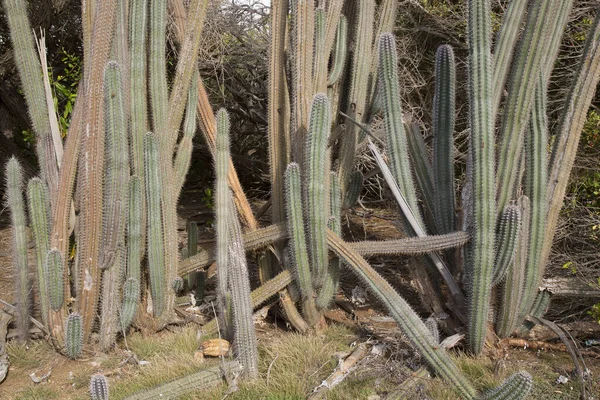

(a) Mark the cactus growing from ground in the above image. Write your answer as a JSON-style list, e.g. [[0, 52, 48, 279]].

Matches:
[[65, 312, 83, 359], [5, 158, 30, 342], [477, 371, 533, 400], [90, 374, 109, 400]]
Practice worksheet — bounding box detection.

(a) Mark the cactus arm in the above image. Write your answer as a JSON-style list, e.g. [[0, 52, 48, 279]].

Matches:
[[492, 205, 521, 286], [542, 12, 600, 295], [313, 7, 328, 93], [406, 123, 436, 229], [518, 77, 548, 318], [123, 361, 242, 400], [326, 229, 477, 399], [174, 72, 199, 196], [304, 94, 332, 300], [26, 178, 51, 327], [466, 0, 494, 355], [149, 0, 168, 140], [491, 0, 528, 117], [338, 0, 374, 199], [496, 196, 530, 338], [495, 0, 573, 212], [476, 371, 533, 400], [145, 133, 165, 316], [378, 33, 423, 228], [5, 158, 30, 342], [327, 16, 348, 86], [432, 45, 456, 235], [284, 163, 319, 324], [324, 0, 343, 59], [352, 232, 470, 257]]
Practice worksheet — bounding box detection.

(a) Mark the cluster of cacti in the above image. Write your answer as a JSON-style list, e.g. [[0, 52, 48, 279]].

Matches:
[[3, 0, 210, 354]]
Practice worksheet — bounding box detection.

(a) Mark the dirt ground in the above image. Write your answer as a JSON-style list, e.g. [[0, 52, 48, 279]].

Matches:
[[0, 203, 599, 399]]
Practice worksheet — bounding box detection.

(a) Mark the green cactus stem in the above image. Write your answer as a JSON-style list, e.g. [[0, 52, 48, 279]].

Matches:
[[492, 205, 521, 286], [327, 15, 347, 86], [126, 176, 142, 290], [90, 374, 109, 400], [466, 0, 495, 355], [120, 278, 139, 331], [123, 361, 242, 400], [144, 132, 165, 317], [343, 171, 363, 209], [432, 44, 456, 235], [476, 371, 533, 400], [284, 163, 319, 325], [6, 158, 30, 342], [172, 277, 184, 294], [46, 249, 64, 312], [406, 123, 436, 229], [26, 177, 51, 326], [65, 312, 83, 359]]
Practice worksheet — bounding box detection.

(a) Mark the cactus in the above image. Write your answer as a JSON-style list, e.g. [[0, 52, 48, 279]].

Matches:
[[174, 72, 199, 195], [492, 205, 521, 286], [378, 33, 423, 230], [126, 176, 142, 291], [304, 94, 333, 309], [425, 317, 440, 344], [123, 361, 241, 400], [465, 0, 495, 355], [120, 278, 139, 330], [284, 163, 319, 325], [145, 132, 165, 317], [27, 178, 51, 327], [351, 232, 470, 256], [90, 374, 109, 400], [326, 229, 477, 399], [65, 312, 83, 359], [327, 15, 347, 86], [432, 44, 456, 235], [477, 371, 533, 400], [406, 123, 436, 228], [46, 250, 65, 311], [5, 158, 30, 342], [342, 171, 363, 210], [172, 277, 184, 294]]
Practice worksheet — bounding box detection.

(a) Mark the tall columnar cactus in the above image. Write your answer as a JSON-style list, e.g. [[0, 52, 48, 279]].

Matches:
[[432, 44, 456, 235], [5, 158, 30, 342], [466, 0, 495, 355], [120, 278, 139, 330], [46, 250, 65, 311], [284, 163, 319, 325], [65, 312, 83, 359], [26, 178, 51, 327], [145, 133, 165, 317], [378, 33, 423, 230], [124, 175, 142, 323], [215, 108, 259, 378], [304, 94, 333, 309], [327, 15, 348, 86], [90, 374, 109, 400]]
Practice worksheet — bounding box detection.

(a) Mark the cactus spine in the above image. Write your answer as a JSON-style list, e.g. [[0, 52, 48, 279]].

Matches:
[[65, 312, 83, 359], [432, 45, 456, 235], [6, 158, 30, 342], [90, 374, 109, 400], [466, 0, 495, 355]]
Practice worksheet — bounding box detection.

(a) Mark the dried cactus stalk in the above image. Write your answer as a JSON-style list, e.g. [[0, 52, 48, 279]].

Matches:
[[6, 158, 30, 342]]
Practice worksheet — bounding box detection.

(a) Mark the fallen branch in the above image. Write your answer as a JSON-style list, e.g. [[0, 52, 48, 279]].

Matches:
[[307, 343, 369, 399]]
